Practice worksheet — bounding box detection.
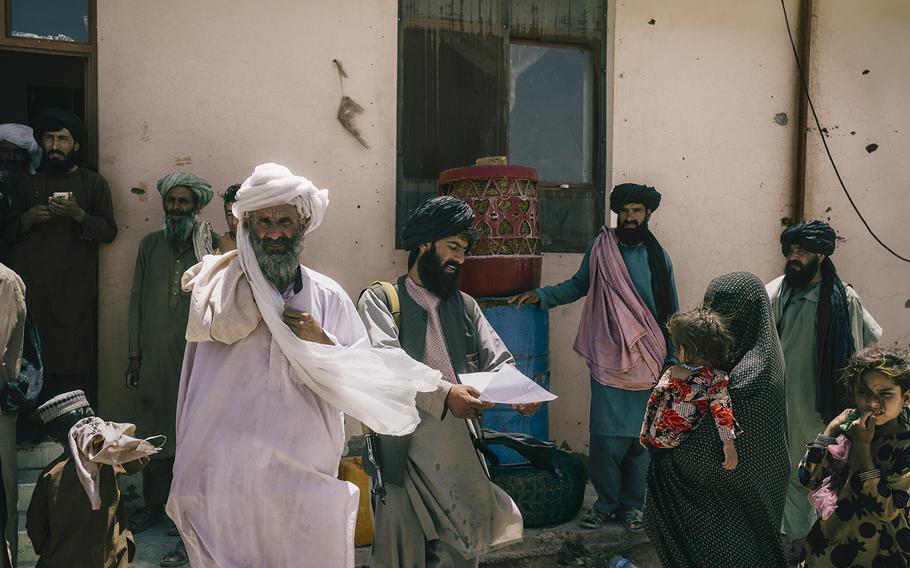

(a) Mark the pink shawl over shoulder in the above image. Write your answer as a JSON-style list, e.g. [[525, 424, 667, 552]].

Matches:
[[573, 227, 666, 390]]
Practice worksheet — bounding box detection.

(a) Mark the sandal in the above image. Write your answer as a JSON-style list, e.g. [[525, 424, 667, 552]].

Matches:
[[579, 508, 608, 529], [129, 506, 166, 534], [160, 539, 189, 567], [616, 507, 644, 533]]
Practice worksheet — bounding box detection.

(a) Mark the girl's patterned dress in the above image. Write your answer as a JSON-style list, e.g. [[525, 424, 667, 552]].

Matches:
[[798, 428, 910, 567], [640, 366, 739, 449]]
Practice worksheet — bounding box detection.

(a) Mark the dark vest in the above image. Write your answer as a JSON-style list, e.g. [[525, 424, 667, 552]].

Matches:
[[395, 275, 478, 375]]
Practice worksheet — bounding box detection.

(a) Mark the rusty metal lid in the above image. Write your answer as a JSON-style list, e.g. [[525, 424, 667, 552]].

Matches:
[[439, 164, 539, 186]]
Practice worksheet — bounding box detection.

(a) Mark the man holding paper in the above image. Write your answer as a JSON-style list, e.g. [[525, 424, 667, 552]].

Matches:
[[358, 196, 539, 568]]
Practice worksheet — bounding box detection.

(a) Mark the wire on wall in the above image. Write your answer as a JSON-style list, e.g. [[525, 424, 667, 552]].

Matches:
[[781, 0, 909, 263]]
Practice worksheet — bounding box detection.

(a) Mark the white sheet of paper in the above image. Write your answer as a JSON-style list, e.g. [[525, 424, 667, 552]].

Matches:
[[459, 364, 558, 405]]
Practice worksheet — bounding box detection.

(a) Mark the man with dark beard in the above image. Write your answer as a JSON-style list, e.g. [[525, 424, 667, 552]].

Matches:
[[765, 220, 881, 551], [125, 171, 217, 564], [4, 109, 117, 413], [510, 183, 678, 533], [357, 196, 536, 567]]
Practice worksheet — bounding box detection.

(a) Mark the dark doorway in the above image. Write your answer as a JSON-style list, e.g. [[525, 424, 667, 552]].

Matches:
[[0, 49, 87, 156]]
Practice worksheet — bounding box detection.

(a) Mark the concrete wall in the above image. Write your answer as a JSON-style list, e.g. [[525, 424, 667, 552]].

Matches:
[[803, 0, 910, 350], [95, 0, 404, 423], [548, 0, 803, 452], [93, 1, 907, 452]]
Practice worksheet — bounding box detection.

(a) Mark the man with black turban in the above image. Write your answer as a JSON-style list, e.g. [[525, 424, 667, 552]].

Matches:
[[766, 219, 881, 551], [4, 109, 117, 415], [510, 183, 678, 533], [357, 196, 535, 567]]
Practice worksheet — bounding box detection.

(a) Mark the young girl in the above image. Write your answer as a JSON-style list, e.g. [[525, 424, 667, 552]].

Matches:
[[798, 347, 910, 567], [640, 307, 740, 470]]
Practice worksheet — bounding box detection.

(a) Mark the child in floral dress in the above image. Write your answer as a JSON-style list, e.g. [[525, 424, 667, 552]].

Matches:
[[640, 307, 740, 469], [798, 347, 910, 567]]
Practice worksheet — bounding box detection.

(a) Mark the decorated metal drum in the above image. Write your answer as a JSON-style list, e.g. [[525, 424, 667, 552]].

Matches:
[[438, 161, 542, 297]]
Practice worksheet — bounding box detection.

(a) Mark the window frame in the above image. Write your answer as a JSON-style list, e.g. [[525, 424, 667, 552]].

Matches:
[[0, 0, 98, 169], [506, 37, 605, 251]]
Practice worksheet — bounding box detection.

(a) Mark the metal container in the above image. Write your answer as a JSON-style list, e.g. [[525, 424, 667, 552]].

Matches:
[[476, 298, 550, 465], [439, 163, 542, 297]]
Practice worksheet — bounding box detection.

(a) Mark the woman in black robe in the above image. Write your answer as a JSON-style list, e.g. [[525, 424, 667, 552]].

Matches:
[[644, 272, 790, 567]]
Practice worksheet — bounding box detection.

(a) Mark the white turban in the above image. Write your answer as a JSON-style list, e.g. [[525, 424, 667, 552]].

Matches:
[[0, 123, 42, 174], [219, 162, 439, 435], [232, 163, 329, 235]]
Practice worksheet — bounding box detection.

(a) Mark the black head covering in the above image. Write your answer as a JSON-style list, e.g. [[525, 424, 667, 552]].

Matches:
[[779, 220, 836, 256], [33, 108, 87, 148], [609, 183, 661, 214], [401, 196, 475, 250], [644, 272, 790, 567]]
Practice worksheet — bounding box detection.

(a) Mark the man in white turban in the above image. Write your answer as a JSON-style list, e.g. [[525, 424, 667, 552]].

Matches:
[[166, 163, 441, 567]]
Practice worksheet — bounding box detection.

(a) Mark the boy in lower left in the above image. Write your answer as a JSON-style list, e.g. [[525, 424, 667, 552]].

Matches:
[[26, 390, 157, 567]]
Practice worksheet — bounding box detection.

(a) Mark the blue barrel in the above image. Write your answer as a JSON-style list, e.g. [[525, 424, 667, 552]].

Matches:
[[476, 298, 549, 465]]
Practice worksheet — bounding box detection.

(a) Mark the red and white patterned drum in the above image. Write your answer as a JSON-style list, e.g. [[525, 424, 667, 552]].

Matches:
[[438, 164, 542, 296]]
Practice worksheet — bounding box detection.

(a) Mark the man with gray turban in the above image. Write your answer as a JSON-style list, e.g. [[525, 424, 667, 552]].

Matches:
[[167, 163, 439, 567], [5, 109, 117, 414], [124, 171, 220, 557], [0, 123, 41, 262], [766, 220, 881, 554], [358, 195, 533, 567], [510, 183, 678, 533]]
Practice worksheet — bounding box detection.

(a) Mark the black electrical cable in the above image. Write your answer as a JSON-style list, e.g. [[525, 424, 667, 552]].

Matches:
[[781, 0, 910, 263]]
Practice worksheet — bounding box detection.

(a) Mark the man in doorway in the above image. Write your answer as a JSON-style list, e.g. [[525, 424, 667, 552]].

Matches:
[[125, 171, 218, 563], [0, 123, 42, 262], [167, 163, 439, 566], [510, 183, 678, 533], [766, 220, 881, 549], [0, 261, 26, 567], [217, 183, 240, 252], [5, 109, 117, 411], [358, 196, 532, 567]]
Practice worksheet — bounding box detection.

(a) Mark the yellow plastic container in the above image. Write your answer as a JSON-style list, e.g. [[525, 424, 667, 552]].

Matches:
[[338, 456, 374, 546]]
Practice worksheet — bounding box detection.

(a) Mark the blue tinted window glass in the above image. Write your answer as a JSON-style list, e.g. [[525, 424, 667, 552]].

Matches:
[[11, 0, 90, 43], [509, 43, 593, 184]]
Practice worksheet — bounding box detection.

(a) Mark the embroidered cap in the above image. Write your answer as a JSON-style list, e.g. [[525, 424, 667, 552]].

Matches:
[[37, 390, 90, 424]]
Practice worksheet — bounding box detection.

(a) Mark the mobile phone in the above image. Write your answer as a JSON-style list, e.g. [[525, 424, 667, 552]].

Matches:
[[50, 192, 73, 201], [839, 410, 862, 432]]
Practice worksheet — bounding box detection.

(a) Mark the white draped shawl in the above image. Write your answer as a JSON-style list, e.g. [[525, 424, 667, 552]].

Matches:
[[184, 163, 440, 435]]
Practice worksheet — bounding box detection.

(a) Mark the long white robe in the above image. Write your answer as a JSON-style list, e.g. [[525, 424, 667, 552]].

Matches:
[[167, 265, 366, 568]]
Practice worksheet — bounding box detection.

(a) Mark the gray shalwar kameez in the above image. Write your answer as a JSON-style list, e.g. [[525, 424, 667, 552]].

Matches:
[[357, 276, 523, 568]]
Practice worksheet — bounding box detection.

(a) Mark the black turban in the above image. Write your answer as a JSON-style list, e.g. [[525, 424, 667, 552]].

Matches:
[[33, 108, 87, 148], [609, 183, 661, 213], [780, 220, 836, 256], [401, 196, 475, 250]]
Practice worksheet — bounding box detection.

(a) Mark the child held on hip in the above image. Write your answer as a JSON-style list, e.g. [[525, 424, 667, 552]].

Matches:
[[640, 307, 740, 470]]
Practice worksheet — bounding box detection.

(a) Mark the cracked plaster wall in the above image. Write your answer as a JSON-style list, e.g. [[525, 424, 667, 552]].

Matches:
[[803, 0, 910, 351]]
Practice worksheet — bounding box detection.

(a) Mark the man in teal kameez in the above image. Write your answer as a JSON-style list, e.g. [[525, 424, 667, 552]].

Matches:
[[510, 183, 678, 532], [765, 220, 881, 549], [124, 172, 218, 562]]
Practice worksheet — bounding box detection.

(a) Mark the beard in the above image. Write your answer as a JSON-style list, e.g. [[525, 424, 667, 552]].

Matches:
[[164, 211, 197, 244], [784, 255, 820, 288], [417, 245, 461, 300], [617, 218, 649, 245], [42, 149, 77, 175], [250, 230, 306, 291]]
